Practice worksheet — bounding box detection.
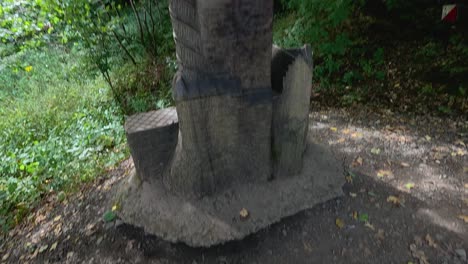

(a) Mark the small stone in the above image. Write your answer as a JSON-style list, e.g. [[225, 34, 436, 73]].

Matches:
[[115, 219, 124, 228], [455, 249, 466, 261], [104, 222, 114, 230]]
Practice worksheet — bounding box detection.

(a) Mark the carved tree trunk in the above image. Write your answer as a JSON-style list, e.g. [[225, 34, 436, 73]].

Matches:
[[117, 0, 344, 247], [165, 0, 274, 199]]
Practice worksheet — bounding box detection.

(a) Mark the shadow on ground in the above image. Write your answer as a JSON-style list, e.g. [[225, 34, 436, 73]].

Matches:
[[2, 107, 467, 263]]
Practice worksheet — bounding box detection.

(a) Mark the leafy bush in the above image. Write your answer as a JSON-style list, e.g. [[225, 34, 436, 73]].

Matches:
[[54, 0, 175, 114], [0, 46, 126, 231], [0, 0, 65, 54]]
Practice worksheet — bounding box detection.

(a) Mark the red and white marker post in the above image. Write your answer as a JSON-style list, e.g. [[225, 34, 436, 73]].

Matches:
[[442, 4, 458, 23]]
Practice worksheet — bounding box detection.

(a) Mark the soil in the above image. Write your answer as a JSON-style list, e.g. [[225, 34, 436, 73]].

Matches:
[[1, 106, 467, 264]]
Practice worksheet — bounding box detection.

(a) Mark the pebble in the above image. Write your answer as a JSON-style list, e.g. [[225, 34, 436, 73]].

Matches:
[[115, 219, 124, 228], [455, 249, 466, 261]]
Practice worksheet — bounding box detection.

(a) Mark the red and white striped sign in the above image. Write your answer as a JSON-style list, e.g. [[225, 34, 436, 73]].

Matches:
[[442, 4, 458, 22]]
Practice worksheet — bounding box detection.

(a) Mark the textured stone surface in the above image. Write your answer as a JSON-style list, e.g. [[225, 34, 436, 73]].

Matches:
[[125, 108, 178, 181], [117, 133, 344, 247], [272, 45, 313, 177], [117, 0, 344, 247], [167, 0, 275, 199]]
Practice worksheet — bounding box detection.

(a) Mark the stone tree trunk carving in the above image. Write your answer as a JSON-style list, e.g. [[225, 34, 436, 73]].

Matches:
[[117, 0, 344, 247]]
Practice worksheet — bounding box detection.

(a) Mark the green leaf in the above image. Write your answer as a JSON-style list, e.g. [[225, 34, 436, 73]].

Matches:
[[358, 213, 369, 222], [103, 210, 116, 222]]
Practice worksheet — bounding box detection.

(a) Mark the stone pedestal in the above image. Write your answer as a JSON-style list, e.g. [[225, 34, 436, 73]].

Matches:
[[116, 0, 344, 247]]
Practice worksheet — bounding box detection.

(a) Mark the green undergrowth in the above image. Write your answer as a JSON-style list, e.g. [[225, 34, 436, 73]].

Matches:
[[273, 0, 468, 115], [0, 45, 127, 231]]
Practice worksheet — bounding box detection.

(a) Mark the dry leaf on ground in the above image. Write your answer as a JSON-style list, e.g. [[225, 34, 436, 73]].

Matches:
[[239, 208, 249, 219], [335, 218, 345, 229], [377, 170, 394, 178]]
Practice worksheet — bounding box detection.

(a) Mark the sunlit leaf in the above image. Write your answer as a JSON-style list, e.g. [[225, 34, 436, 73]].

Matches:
[[405, 183, 415, 190], [371, 148, 381, 155], [335, 218, 345, 229], [240, 208, 249, 219], [387, 196, 401, 206], [377, 170, 393, 178], [458, 215, 468, 223]]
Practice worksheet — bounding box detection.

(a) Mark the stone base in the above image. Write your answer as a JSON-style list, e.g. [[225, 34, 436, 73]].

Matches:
[[115, 139, 344, 247]]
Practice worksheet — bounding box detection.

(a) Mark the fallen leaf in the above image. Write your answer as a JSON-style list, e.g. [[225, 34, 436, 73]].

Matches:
[[359, 213, 369, 222], [240, 208, 249, 219], [364, 222, 375, 231], [401, 162, 410, 168], [345, 176, 353, 183], [353, 157, 363, 167], [38, 245, 48, 253], [425, 135, 432, 141], [371, 148, 381, 155], [349, 192, 357, 198], [405, 183, 415, 190], [352, 211, 358, 220], [2, 253, 9, 261], [410, 244, 429, 264], [351, 132, 363, 138], [458, 215, 468, 223], [303, 241, 313, 253], [30, 248, 39, 259], [50, 242, 58, 252], [375, 229, 385, 240], [335, 218, 345, 229], [387, 196, 401, 206], [377, 170, 393, 178], [103, 211, 116, 222], [53, 215, 61, 222], [425, 234, 437, 248], [330, 127, 338, 132]]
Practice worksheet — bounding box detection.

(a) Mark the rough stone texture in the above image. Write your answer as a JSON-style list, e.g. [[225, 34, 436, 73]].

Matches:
[[272, 45, 313, 177], [166, 95, 272, 199], [117, 0, 345, 247], [117, 131, 344, 247], [167, 0, 274, 199], [125, 108, 178, 181]]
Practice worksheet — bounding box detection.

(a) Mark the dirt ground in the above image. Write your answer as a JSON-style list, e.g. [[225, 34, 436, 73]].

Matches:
[[1, 106, 467, 264]]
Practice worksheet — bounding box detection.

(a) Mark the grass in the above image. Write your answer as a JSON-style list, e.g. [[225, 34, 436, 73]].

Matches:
[[0, 45, 127, 231]]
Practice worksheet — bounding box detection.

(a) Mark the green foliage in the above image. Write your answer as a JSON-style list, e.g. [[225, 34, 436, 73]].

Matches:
[[0, 46, 126, 231], [0, 0, 64, 53], [274, 0, 371, 91], [53, 0, 175, 114], [275, 0, 467, 113]]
